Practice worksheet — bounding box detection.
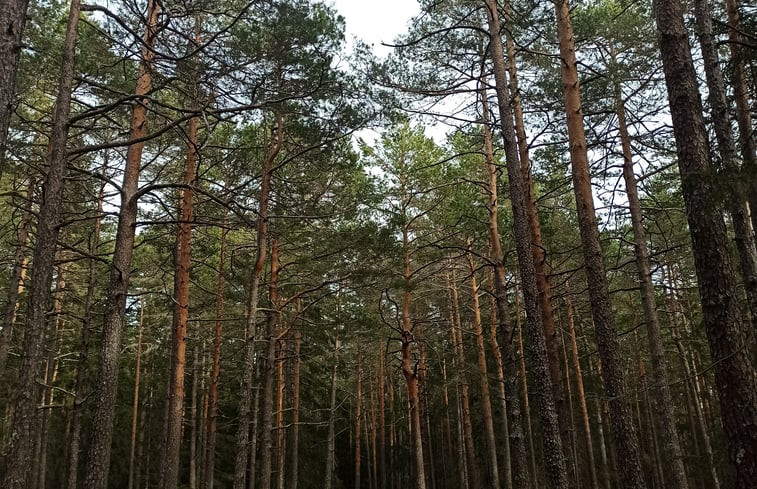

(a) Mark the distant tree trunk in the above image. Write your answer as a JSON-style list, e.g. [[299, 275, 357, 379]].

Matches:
[[514, 282, 538, 487], [190, 333, 201, 489], [66, 162, 106, 489], [324, 333, 339, 489], [355, 349, 363, 489], [503, 1, 573, 472], [663, 269, 720, 489], [482, 3, 569, 487], [235, 114, 284, 489], [378, 341, 386, 489], [401, 226, 426, 489], [465, 250, 500, 488], [204, 203, 228, 489], [288, 328, 301, 489], [554, 3, 647, 488], [259, 239, 281, 489], [248, 354, 263, 489], [692, 0, 757, 326], [82, 3, 161, 487], [2, 0, 81, 485], [486, 282, 513, 489], [479, 76, 526, 489], [448, 268, 481, 489], [0, 174, 36, 380], [725, 0, 757, 235], [371, 381, 379, 489], [611, 46, 690, 489], [653, 1, 757, 486], [135, 387, 148, 489], [162, 100, 199, 489], [444, 283, 468, 489], [128, 297, 145, 489], [276, 336, 287, 489], [36, 262, 66, 489], [564, 294, 598, 489], [556, 311, 578, 488], [0, 0, 31, 178]]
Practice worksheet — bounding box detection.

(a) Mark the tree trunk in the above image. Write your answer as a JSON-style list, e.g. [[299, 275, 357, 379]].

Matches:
[[504, 1, 573, 472], [0, 174, 36, 381], [2, 0, 81, 485], [692, 0, 757, 327], [288, 328, 301, 489], [190, 333, 201, 489], [204, 203, 228, 489], [248, 352, 263, 489], [479, 75, 527, 489], [82, 3, 160, 487], [0, 0, 31, 178], [725, 0, 757, 236], [258, 239, 280, 489], [448, 267, 481, 489], [444, 286, 468, 489], [67, 162, 106, 489], [355, 350, 363, 489], [465, 250, 500, 488], [275, 336, 287, 489], [235, 114, 284, 489], [378, 340, 386, 489], [486, 277, 513, 489], [653, 1, 757, 486], [128, 297, 145, 489], [514, 282, 538, 487], [163, 100, 199, 489], [554, 3, 647, 488], [564, 294, 599, 489], [36, 261, 66, 489], [611, 46, 690, 489], [401, 226, 426, 489], [664, 269, 720, 489], [324, 334, 339, 489], [482, 3, 569, 487]]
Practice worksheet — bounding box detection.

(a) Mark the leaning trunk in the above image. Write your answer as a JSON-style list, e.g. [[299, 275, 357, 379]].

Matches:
[[2, 0, 81, 485], [234, 114, 284, 489], [0, 0, 31, 177], [554, 2, 646, 488], [612, 47, 689, 489], [482, 2, 569, 488], [652, 1, 757, 486], [693, 0, 757, 326]]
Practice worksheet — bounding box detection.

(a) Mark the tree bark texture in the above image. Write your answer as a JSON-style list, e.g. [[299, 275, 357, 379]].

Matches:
[[612, 48, 689, 489], [2, 0, 81, 485], [0, 0, 30, 178], [235, 114, 284, 489], [0, 174, 36, 381], [258, 239, 280, 489], [693, 0, 757, 327], [465, 251, 500, 488], [483, 2, 569, 488], [653, 1, 757, 486], [162, 108, 199, 489], [82, 3, 160, 487], [204, 203, 228, 489], [554, 2, 647, 488], [725, 0, 757, 236]]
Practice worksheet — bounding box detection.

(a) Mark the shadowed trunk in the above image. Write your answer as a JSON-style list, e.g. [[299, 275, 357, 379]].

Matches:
[[2, 0, 81, 485], [653, 1, 757, 486]]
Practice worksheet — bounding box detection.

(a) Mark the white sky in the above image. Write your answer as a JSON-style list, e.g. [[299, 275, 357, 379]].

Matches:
[[330, 0, 420, 57]]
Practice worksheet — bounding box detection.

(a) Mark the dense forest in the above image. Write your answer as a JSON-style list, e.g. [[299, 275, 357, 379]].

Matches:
[[0, 0, 755, 488]]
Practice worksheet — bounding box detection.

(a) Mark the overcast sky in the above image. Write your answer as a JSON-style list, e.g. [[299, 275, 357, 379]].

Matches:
[[330, 0, 420, 56]]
